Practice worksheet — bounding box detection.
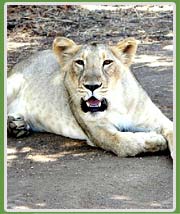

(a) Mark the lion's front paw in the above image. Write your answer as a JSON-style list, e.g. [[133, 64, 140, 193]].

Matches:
[[161, 128, 174, 159], [144, 132, 167, 152], [166, 131, 174, 159], [7, 115, 31, 137]]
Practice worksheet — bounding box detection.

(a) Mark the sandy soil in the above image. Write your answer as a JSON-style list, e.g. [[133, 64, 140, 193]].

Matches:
[[6, 4, 174, 210]]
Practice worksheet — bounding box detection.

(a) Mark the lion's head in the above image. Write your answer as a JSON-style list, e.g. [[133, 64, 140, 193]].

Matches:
[[53, 37, 137, 115]]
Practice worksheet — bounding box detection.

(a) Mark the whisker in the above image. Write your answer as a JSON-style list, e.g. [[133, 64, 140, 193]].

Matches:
[[77, 88, 86, 93], [100, 90, 108, 93], [77, 90, 85, 93]]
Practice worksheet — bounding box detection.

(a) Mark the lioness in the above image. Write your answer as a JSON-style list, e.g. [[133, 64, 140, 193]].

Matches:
[[7, 37, 173, 158]]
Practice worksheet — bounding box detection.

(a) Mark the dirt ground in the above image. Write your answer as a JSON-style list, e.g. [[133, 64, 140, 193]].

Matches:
[[6, 4, 174, 210]]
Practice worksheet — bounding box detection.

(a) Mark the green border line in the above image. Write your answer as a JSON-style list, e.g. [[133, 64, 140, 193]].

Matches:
[[1, 0, 178, 214], [0, 0, 4, 213]]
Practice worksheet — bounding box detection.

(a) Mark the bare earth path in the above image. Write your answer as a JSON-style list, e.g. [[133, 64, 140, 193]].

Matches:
[[6, 4, 174, 210]]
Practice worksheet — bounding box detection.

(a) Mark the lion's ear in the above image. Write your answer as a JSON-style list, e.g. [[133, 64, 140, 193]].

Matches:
[[53, 37, 80, 66], [116, 38, 138, 66]]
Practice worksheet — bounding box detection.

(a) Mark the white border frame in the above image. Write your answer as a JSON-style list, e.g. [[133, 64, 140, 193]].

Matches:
[[4, 2, 176, 213]]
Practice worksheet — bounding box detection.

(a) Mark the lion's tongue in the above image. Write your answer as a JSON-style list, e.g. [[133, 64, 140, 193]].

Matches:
[[86, 97, 101, 107]]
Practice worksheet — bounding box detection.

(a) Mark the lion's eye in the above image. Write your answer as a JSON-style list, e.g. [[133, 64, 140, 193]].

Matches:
[[103, 60, 113, 66], [75, 60, 84, 66]]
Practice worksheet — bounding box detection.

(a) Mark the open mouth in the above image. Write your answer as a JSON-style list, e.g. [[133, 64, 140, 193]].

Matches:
[[81, 96, 108, 113]]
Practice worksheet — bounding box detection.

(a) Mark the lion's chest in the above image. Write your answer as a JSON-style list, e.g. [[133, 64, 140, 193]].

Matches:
[[106, 111, 147, 133]]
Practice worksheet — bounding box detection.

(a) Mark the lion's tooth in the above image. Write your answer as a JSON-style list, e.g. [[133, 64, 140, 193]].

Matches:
[[98, 102, 101, 107], [86, 102, 90, 107]]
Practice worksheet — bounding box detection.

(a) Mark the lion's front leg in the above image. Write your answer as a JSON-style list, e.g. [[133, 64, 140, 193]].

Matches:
[[87, 126, 167, 157]]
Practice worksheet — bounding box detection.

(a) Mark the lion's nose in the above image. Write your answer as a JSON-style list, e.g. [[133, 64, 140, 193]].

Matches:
[[83, 83, 102, 92]]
